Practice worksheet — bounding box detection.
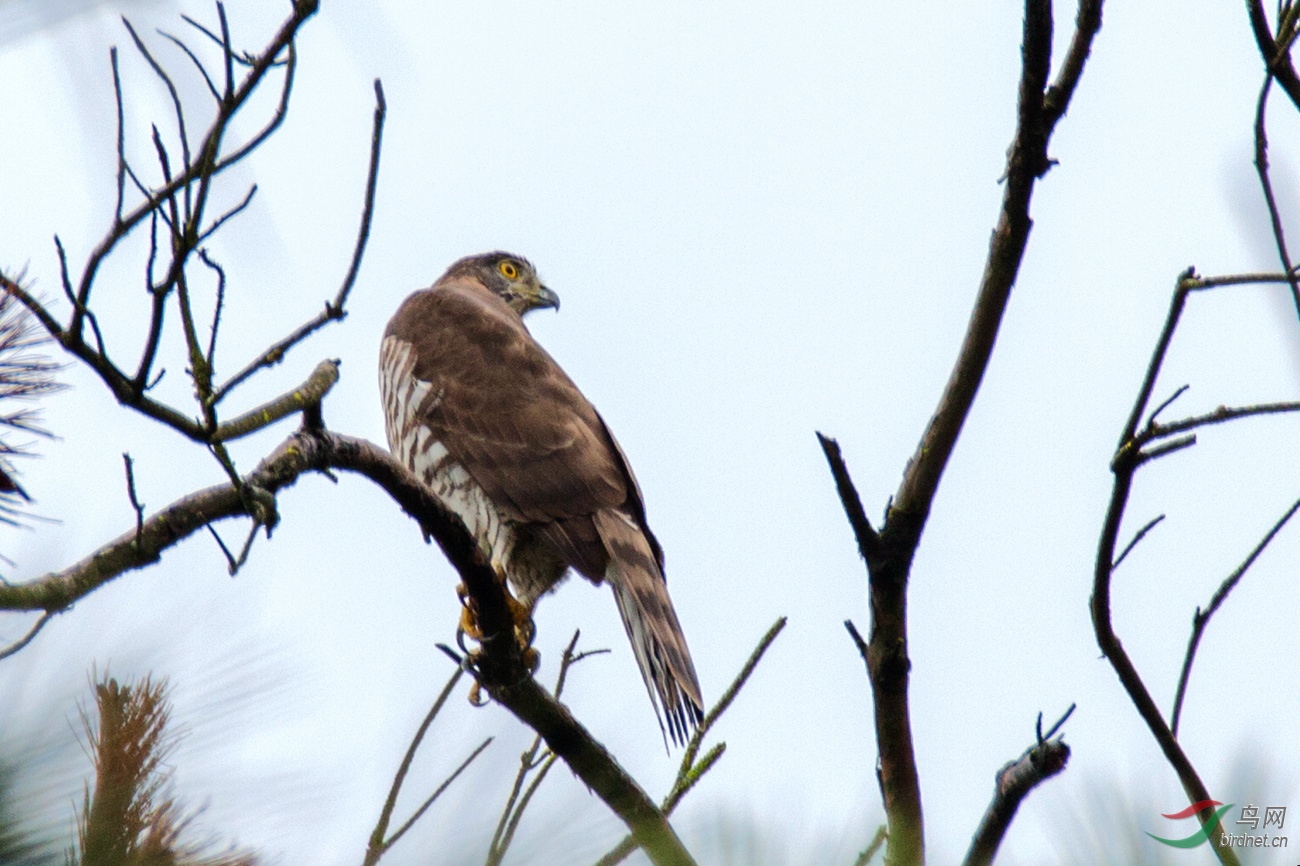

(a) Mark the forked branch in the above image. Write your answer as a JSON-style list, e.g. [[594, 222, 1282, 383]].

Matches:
[[817, 4, 1103, 863], [1087, 270, 1300, 866], [593, 616, 787, 866]]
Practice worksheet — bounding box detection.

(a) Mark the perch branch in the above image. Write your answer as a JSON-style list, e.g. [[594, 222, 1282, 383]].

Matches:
[[0, 428, 696, 866]]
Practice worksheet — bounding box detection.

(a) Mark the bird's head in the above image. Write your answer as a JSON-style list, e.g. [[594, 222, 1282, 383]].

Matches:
[[445, 251, 560, 316]]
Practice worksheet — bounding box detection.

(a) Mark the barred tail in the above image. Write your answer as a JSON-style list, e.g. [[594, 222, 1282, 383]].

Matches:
[[595, 510, 703, 746]]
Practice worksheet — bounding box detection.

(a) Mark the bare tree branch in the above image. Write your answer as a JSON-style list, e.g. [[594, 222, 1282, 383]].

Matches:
[[594, 617, 787, 866], [486, 630, 604, 866], [1170, 496, 1300, 737], [962, 706, 1074, 866], [814, 3, 1103, 862], [73, 0, 319, 342], [1247, 0, 1300, 111], [0, 425, 696, 866], [1092, 271, 1248, 866], [365, 666, 465, 866], [213, 78, 386, 404], [210, 359, 339, 442], [1252, 76, 1300, 318]]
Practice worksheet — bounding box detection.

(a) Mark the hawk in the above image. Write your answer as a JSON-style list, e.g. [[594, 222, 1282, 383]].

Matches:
[[379, 252, 704, 743]]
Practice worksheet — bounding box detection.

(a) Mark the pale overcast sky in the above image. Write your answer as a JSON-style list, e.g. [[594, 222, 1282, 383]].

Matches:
[[2, 1, 1299, 864]]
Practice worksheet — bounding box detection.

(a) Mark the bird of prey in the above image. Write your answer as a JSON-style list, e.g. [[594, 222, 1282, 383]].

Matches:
[[379, 252, 703, 743]]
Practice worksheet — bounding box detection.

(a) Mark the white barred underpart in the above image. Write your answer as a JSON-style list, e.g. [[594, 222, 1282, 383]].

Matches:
[[379, 336, 516, 575]]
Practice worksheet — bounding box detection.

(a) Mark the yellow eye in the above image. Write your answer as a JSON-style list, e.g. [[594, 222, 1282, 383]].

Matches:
[[498, 261, 519, 279]]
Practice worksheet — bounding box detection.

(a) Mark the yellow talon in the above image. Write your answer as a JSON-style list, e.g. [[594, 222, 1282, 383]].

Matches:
[[455, 580, 540, 698]]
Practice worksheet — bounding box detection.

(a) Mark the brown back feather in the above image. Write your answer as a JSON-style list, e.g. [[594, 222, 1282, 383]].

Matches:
[[386, 280, 625, 528]]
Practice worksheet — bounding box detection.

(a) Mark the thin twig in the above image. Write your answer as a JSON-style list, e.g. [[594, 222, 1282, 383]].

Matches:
[[0, 611, 55, 661], [158, 28, 221, 102], [182, 13, 267, 67], [844, 619, 870, 670], [595, 618, 787, 866], [1183, 270, 1300, 290], [217, 2, 234, 104], [853, 826, 888, 866], [123, 17, 192, 197], [1170, 497, 1300, 737], [1143, 384, 1189, 430], [1134, 435, 1196, 467], [381, 737, 493, 854], [1111, 514, 1164, 570], [816, 433, 880, 560], [1144, 400, 1300, 443], [229, 520, 258, 574], [490, 753, 558, 865], [199, 249, 226, 370], [122, 453, 145, 544], [364, 666, 464, 866], [1114, 271, 1195, 452], [111, 47, 127, 224], [197, 184, 257, 244], [213, 79, 385, 404], [487, 631, 612, 866], [204, 523, 237, 573], [1252, 75, 1300, 319]]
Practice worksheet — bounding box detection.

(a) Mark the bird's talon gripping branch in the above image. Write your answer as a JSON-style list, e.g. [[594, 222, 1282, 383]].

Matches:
[[467, 680, 489, 707], [455, 581, 486, 643]]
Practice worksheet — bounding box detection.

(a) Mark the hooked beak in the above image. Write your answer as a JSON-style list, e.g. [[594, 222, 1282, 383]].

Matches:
[[535, 284, 560, 311]]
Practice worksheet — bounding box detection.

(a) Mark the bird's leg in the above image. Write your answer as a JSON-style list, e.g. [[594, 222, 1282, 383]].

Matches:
[[488, 553, 541, 674], [453, 573, 539, 708], [455, 582, 483, 642], [512, 597, 540, 675]]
